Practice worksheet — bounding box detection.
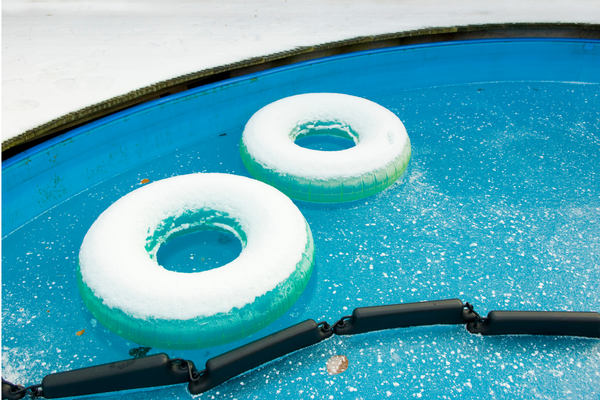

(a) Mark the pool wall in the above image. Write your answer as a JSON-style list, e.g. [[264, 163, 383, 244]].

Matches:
[[2, 39, 600, 235]]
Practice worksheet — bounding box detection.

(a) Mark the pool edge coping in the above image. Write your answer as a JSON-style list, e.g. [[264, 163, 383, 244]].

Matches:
[[3, 22, 600, 158]]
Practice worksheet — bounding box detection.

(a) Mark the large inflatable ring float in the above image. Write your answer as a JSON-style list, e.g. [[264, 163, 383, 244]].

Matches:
[[78, 173, 314, 350], [240, 93, 411, 203]]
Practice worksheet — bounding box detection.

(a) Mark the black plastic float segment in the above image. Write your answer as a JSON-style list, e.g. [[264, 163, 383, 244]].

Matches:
[[335, 299, 478, 335], [2, 381, 24, 400], [467, 310, 600, 338], [41, 354, 191, 398], [189, 319, 333, 394]]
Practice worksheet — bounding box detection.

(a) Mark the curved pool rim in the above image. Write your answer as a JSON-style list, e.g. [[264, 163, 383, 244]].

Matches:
[[2, 36, 600, 399], [2, 38, 600, 236], [3, 22, 598, 156], [5, 37, 600, 168]]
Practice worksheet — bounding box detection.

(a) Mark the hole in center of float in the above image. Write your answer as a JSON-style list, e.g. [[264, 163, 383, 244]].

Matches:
[[156, 229, 242, 273], [293, 121, 357, 152]]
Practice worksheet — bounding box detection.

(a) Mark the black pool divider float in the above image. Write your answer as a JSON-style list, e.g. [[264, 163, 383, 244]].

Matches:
[[3, 299, 600, 400], [466, 310, 600, 337]]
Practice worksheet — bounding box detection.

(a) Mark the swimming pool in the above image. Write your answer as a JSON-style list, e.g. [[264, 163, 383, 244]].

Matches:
[[2, 39, 599, 399]]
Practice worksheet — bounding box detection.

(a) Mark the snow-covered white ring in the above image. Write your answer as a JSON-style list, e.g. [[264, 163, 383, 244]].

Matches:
[[240, 93, 411, 203], [77, 173, 314, 349]]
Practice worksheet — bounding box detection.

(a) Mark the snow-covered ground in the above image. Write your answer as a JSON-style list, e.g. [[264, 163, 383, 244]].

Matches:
[[2, 0, 599, 143]]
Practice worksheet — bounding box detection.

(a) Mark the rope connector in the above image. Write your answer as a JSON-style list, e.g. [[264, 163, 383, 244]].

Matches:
[[317, 321, 331, 332], [317, 315, 353, 333], [332, 315, 353, 333], [2, 378, 43, 400], [168, 358, 203, 382], [464, 302, 485, 326]]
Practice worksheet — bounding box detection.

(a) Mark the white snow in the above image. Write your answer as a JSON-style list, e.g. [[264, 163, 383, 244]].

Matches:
[[3, 0, 600, 143], [78, 173, 310, 320], [242, 93, 409, 179]]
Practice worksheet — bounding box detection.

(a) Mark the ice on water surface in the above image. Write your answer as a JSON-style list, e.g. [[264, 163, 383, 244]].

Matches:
[[2, 82, 599, 399]]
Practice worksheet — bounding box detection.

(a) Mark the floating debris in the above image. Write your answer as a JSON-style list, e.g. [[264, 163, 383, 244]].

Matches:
[[129, 346, 152, 358], [140, 179, 150, 184], [326, 355, 349, 375], [76, 329, 85, 336]]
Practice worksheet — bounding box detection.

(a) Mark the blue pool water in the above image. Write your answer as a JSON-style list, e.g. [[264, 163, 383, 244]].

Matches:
[[295, 135, 356, 152], [157, 230, 243, 273], [2, 40, 600, 399]]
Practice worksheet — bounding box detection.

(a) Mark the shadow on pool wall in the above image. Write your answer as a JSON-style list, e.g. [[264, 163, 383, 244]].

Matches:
[[3, 39, 600, 234]]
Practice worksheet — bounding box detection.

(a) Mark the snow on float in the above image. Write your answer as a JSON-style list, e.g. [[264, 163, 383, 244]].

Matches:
[[77, 173, 314, 350], [240, 93, 412, 203]]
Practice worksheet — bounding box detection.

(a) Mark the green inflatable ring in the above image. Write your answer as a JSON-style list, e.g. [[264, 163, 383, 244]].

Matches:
[[78, 173, 314, 349], [241, 93, 411, 203]]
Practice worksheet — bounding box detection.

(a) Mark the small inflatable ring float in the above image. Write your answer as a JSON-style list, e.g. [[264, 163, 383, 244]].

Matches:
[[77, 173, 314, 350], [240, 93, 411, 203]]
